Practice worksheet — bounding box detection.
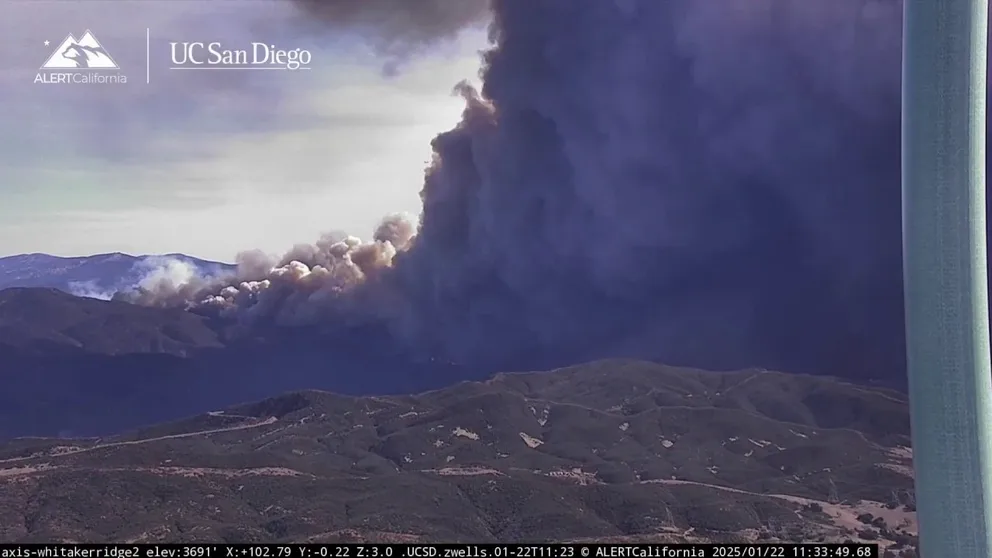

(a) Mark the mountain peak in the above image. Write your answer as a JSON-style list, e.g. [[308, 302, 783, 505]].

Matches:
[[0, 252, 235, 297]]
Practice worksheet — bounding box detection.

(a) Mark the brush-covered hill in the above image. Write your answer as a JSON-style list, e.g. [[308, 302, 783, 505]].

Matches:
[[0, 287, 223, 356], [0, 360, 917, 547]]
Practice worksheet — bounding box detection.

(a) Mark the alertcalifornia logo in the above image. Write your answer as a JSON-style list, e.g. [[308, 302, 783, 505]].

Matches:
[[35, 30, 128, 85]]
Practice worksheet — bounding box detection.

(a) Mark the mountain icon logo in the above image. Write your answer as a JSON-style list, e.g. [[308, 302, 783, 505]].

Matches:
[[41, 30, 119, 70]]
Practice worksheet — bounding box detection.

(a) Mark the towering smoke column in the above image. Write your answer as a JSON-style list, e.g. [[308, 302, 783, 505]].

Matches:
[[124, 0, 908, 382]]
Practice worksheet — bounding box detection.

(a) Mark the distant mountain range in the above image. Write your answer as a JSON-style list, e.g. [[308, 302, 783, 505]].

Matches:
[[0, 252, 234, 298], [0, 287, 472, 440]]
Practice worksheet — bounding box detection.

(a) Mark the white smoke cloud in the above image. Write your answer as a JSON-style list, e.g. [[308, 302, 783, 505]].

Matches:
[[134, 257, 204, 293], [68, 280, 115, 301]]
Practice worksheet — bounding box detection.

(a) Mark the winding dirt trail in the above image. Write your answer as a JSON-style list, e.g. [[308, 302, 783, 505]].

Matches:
[[0, 416, 278, 465], [642, 478, 917, 535]]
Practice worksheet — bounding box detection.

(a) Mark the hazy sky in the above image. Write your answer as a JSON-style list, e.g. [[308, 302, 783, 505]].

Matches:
[[0, 0, 487, 261]]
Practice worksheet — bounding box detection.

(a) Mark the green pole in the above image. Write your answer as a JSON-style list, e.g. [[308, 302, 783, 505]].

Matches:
[[903, 0, 992, 556]]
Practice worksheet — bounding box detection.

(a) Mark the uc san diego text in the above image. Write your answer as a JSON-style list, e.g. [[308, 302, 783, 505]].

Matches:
[[170, 42, 312, 70]]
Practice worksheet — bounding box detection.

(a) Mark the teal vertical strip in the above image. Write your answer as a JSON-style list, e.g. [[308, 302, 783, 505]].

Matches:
[[902, 0, 992, 556]]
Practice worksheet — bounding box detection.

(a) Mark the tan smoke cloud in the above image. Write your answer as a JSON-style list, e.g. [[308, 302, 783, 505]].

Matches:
[[117, 214, 416, 327]]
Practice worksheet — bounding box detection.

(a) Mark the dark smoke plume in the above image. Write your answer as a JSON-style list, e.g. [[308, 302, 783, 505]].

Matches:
[[290, 0, 491, 67], [121, 0, 909, 383]]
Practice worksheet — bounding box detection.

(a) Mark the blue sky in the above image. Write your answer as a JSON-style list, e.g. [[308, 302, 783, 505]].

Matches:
[[0, 0, 487, 261]]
